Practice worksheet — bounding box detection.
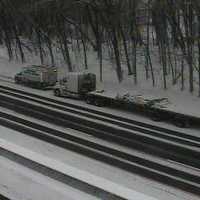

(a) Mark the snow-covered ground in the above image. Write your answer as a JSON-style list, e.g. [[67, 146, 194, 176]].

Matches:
[[0, 124, 198, 200], [0, 156, 99, 200]]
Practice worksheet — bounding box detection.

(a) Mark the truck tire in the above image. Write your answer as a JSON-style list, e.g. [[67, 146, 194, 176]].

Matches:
[[85, 96, 94, 104], [174, 117, 190, 128], [94, 98, 104, 107], [54, 89, 61, 97], [148, 110, 163, 121]]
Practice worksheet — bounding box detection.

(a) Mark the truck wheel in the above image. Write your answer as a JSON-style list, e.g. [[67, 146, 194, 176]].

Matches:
[[94, 99, 103, 107], [54, 89, 61, 97]]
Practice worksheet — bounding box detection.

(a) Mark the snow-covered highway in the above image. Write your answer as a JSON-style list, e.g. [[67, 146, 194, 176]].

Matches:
[[0, 116, 199, 200]]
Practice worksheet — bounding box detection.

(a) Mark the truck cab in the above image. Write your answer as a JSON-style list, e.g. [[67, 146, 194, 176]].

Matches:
[[54, 72, 96, 98]]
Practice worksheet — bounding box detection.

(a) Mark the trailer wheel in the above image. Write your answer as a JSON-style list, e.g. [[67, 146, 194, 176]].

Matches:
[[36, 82, 44, 89], [148, 110, 163, 121], [54, 89, 61, 97], [85, 96, 93, 104], [40, 83, 46, 89], [174, 118, 190, 128]]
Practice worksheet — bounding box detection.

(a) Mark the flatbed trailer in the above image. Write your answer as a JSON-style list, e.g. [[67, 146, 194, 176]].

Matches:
[[85, 90, 116, 106], [54, 72, 200, 128], [85, 90, 199, 128], [149, 106, 200, 128]]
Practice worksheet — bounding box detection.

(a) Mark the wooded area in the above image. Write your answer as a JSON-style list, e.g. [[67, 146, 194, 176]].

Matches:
[[0, 0, 200, 94]]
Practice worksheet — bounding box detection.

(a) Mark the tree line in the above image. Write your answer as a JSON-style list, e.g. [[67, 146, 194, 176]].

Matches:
[[0, 0, 200, 94]]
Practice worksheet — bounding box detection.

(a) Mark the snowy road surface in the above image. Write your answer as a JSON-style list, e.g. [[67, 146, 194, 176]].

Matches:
[[0, 156, 100, 200], [0, 125, 198, 200], [0, 138, 158, 200]]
